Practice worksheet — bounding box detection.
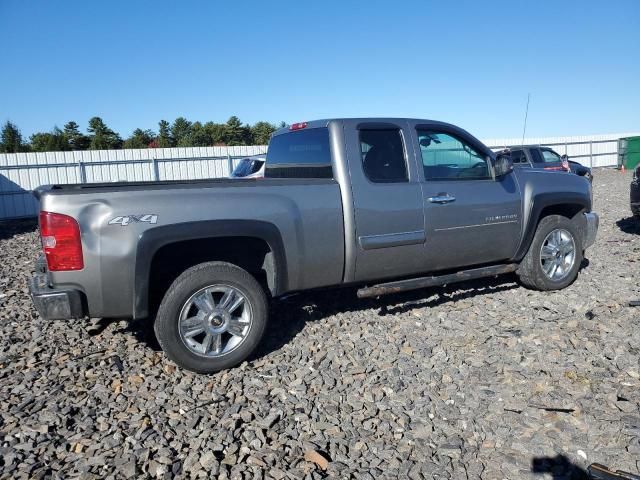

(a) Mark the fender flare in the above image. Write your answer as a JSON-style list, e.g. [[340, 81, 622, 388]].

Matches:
[[513, 192, 590, 261], [133, 220, 288, 319]]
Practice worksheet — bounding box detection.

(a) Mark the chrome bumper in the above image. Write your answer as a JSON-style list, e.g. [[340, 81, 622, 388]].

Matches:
[[583, 212, 599, 249]]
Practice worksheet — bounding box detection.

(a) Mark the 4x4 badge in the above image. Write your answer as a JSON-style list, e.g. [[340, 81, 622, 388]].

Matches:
[[108, 214, 158, 226]]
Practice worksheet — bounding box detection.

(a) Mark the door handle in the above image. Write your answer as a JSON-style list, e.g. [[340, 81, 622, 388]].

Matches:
[[427, 194, 456, 204]]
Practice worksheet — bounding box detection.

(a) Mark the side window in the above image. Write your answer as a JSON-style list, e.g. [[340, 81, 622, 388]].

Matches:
[[265, 128, 332, 178], [359, 129, 408, 183], [530, 148, 544, 163], [417, 130, 491, 180], [541, 150, 562, 163], [510, 150, 528, 164]]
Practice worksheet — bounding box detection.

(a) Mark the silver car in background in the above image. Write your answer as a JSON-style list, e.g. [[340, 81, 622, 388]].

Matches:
[[229, 155, 266, 178]]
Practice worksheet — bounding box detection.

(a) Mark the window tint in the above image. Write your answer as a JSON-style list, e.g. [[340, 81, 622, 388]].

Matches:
[[541, 149, 562, 164], [359, 129, 408, 183], [418, 130, 490, 180], [265, 128, 332, 178], [510, 149, 528, 164]]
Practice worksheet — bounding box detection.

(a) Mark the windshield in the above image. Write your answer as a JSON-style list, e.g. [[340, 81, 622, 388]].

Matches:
[[231, 158, 264, 177]]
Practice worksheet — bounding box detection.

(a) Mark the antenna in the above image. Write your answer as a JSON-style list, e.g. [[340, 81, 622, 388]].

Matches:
[[521, 93, 530, 146]]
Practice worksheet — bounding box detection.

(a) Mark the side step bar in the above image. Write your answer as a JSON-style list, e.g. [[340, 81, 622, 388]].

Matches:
[[357, 263, 518, 299]]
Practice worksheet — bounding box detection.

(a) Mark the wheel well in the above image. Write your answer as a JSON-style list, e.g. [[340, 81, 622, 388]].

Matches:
[[539, 203, 585, 221], [148, 236, 275, 314]]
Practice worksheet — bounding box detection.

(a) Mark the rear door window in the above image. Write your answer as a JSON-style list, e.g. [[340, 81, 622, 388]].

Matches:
[[359, 129, 408, 183], [510, 149, 529, 164], [266, 128, 332, 178]]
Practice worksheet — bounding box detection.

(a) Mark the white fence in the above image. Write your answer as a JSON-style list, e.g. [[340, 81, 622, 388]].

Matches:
[[0, 145, 267, 220], [1, 132, 637, 221]]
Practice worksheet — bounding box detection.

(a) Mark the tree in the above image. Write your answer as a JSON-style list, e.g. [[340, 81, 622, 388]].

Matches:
[[30, 127, 70, 152], [123, 128, 155, 149], [171, 117, 192, 146], [224, 116, 249, 146], [184, 121, 211, 147], [204, 121, 226, 145], [0, 121, 26, 153], [156, 120, 173, 148], [250, 121, 276, 145], [87, 117, 122, 150], [64, 121, 89, 150]]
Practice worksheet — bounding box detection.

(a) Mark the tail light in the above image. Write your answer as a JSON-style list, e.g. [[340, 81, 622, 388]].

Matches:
[[39, 212, 84, 271]]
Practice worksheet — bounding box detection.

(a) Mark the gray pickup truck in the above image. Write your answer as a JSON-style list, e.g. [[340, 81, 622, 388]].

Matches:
[[31, 118, 599, 373]]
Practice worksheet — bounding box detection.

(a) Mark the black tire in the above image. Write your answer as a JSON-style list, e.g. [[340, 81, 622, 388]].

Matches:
[[516, 215, 583, 291], [154, 261, 268, 374]]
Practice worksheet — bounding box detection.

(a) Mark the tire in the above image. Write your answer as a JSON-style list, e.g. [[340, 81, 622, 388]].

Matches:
[[516, 215, 583, 291], [154, 261, 268, 373]]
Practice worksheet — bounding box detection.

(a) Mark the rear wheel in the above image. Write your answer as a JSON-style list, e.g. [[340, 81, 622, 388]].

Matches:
[[154, 262, 268, 373], [517, 215, 583, 291]]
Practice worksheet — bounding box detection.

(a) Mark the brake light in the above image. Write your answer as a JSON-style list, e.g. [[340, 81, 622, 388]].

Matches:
[[289, 122, 308, 131], [39, 211, 84, 271]]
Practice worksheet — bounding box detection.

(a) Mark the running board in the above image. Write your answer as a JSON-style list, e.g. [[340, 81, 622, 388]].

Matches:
[[356, 263, 518, 299]]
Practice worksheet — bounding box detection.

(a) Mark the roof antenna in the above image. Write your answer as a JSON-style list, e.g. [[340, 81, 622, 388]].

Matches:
[[521, 93, 530, 146]]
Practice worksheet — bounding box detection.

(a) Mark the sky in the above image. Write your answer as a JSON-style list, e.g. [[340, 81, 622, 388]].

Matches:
[[1, 0, 639, 140]]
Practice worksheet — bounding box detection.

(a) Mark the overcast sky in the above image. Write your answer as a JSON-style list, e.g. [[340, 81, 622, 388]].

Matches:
[[1, 0, 638, 139]]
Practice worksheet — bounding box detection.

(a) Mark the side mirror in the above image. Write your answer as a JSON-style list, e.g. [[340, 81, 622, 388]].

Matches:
[[494, 150, 513, 177]]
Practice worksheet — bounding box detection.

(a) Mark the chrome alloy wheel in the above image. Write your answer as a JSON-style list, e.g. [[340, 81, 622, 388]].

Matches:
[[539, 228, 576, 281], [178, 285, 252, 357]]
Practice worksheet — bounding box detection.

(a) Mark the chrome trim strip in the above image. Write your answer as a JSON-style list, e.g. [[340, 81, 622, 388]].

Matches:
[[434, 220, 519, 232], [359, 230, 425, 250]]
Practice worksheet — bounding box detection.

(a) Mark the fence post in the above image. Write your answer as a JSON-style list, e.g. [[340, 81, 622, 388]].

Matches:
[[565, 142, 568, 155], [78, 161, 86, 183], [227, 154, 233, 175], [589, 141, 593, 168], [152, 158, 160, 181]]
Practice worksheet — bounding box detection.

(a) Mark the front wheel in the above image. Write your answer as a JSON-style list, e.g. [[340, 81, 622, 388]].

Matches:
[[516, 215, 583, 291], [154, 262, 268, 373]]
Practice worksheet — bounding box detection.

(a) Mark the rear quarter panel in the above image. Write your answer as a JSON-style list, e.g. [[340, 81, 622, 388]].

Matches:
[[40, 180, 344, 318]]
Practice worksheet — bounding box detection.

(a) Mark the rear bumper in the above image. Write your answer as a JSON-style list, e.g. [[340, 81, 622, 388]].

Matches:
[[30, 272, 85, 320], [583, 212, 599, 249]]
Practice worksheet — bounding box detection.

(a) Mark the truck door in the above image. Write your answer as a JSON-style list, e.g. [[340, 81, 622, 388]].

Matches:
[[412, 123, 522, 270], [344, 121, 427, 281]]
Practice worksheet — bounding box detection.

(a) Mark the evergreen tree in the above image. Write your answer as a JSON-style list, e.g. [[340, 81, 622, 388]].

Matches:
[[30, 127, 70, 152], [204, 121, 226, 145], [224, 116, 249, 146], [157, 120, 173, 147], [250, 121, 276, 145], [64, 121, 89, 150], [87, 117, 122, 150], [0, 121, 25, 153], [123, 128, 155, 149], [171, 117, 192, 146]]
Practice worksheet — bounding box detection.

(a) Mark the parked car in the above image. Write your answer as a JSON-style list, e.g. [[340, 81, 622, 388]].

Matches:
[[632, 164, 640, 217], [30, 118, 599, 373], [510, 146, 592, 182], [229, 155, 266, 178]]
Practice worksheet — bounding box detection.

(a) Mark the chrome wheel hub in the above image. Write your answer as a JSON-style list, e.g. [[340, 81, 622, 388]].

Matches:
[[178, 285, 252, 357], [540, 228, 576, 281]]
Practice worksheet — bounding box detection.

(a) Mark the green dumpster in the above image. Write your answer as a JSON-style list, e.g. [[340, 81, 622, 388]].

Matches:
[[619, 136, 640, 170]]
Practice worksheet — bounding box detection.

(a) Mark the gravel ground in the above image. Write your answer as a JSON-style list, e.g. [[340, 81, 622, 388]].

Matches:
[[1, 168, 639, 480]]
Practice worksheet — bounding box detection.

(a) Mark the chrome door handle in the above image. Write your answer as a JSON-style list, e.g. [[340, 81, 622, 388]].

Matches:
[[427, 194, 456, 204]]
